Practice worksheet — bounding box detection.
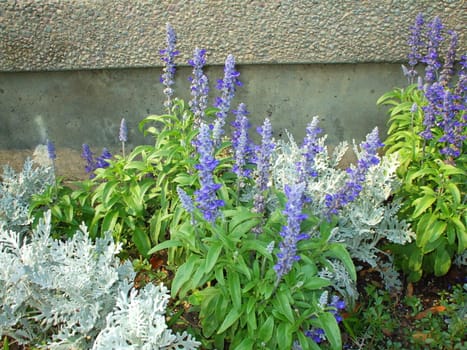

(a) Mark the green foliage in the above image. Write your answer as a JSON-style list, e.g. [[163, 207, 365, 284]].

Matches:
[[344, 283, 466, 349], [151, 167, 355, 349], [378, 84, 466, 282], [30, 99, 208, 258]]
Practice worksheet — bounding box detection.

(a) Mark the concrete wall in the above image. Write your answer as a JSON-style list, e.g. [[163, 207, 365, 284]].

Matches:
[[0, 62, 407, 149], [0, 0, 465, 173]]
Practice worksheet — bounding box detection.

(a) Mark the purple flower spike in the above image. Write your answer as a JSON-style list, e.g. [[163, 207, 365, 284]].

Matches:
[[326, 128, 383, 215], [177, 186, 196, 224], [46, 139, 56, 161], [298, 116, 323, 181], [421, 82, 445, 140], [423, 16, 444, 84], [253, 118, 275, 219], [194, 123, 224, 223], [159, 23, 179, 110], [213, 54, 242, 144], [406, 12, 425, 82], [439, 30, 458, 86], [438, 89, 466, 158], [177, 187, 195, 214], [81, 144, 95, 175], [455, 55, 467, 103], [189, 48, 210, 124], [119, 118, 128, 143], [231, 103, 254, 179], [274, 182, 309, 283], [95, 148, 112, 169]]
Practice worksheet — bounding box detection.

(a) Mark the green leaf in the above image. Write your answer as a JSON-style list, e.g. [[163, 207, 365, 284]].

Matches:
[[302, 277, 332, 290], [204, 242, 223, 275], [102, 210, 119, 233], [101, 181, 119, 207], [275, 289, 295, 324], [408, 246, 423, 271], [3, 336, 9, 350], [434, 248, 451, 276], [438, 163, 466, 176], [147, 239, 182, 255], [217, 307, 242, 334], [319, 312, 342, 349], [412, 194, 436, 218], [427, 220, 447, 243], [416, 213, 438, 248], [324, 244, 357, 281], [235, 337, 254, 350], [227, 271, 242, 311], [445, 182, 461, 205], [133, 227, 151, 257], [258, 316, 274, 343], [276, 322, 293, 349], [171, 255, 198, 298]]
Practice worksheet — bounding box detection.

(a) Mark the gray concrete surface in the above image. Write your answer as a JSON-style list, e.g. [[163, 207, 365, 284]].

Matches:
[[1, 0, 465, 71], [0, 63, 407, 152]]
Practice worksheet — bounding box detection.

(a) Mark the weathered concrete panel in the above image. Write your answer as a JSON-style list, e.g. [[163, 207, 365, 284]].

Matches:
[[0, 63, 407, 152], [1, 0, 465, 71]]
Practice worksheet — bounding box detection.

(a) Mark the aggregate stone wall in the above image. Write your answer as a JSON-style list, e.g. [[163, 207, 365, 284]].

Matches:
[[1, 0, 465, 71]]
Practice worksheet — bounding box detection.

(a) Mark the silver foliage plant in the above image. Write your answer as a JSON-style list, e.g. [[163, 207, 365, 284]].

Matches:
[[0, 158, 54, 233], [272, 125, 415, 293], [0, 210, 200, 349]]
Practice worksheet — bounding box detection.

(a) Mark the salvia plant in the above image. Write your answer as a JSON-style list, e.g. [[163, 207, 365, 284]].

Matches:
[[18, 15, 461, 349], [271, 127, 415, 293], [377, 13, 466, 281], [0, 211, 199, 349]]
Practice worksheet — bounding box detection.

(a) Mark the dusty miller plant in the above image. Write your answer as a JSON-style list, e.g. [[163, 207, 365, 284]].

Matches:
[[0, 211, 199, 349], [0, 158, 54, 234], [272, 129, 415, 292]]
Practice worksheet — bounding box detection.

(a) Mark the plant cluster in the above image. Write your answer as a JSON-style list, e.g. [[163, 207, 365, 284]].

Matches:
[[344, 282, 466, 349], [0, 210, 199, 349], [1, 13, 464, 350], [378, 13, 466, 281]]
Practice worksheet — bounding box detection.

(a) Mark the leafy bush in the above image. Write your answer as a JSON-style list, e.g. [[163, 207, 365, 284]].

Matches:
[[272, 130, 414, 292], [0, 211, 199, 349], [378, 13, 466, 281]]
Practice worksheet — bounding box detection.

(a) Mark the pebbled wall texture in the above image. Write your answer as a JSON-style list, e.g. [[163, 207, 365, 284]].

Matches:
[[1, 0, 466, 71]]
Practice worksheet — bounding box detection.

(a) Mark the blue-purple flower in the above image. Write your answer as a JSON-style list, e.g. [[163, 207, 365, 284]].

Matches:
[[177, 186, 195, 214], [213, 54, 242, 144], [95, 148, 112, 169], [298, 116, 323, 182], [231, 103, 254, 179], [188, 48, 210, 124], [193, 123, 224, 223], [455, 55, 466, 104], [81, 144, 112, 178], [177, 186, 196, 224], [437, 90, 466, 158], [325, 128, 383, 215], [119, 118, 128, 143], [439, 30, 458, 86], [81, 144, 95, 175], [420, 82, 444, 140], [253, 118, 275, 217], [46, 139, 56, 161], [422, 16, 443, 84], [274, 182, 309, 282], [159, 23, 179, 110], [405, 12, 425, 83]]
